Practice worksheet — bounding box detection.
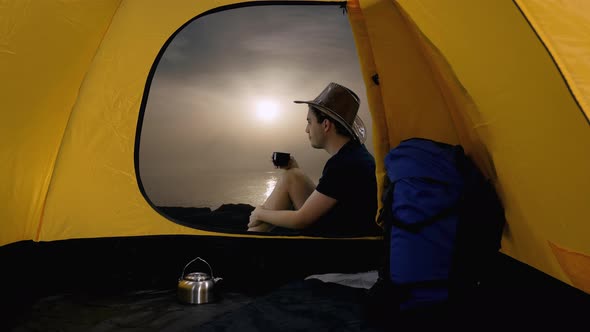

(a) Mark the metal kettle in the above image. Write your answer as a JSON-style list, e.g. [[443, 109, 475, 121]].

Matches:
[[177, 257, 222, 304]]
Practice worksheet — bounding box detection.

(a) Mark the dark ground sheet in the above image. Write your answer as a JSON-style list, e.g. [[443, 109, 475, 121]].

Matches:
[[10, 276, 590, 332], [12, 289, 254, 332], [5, 237, 590, 332], [2, 236, 384, 332], [194, 280, 381, 332], [12, 280, 385, 332]]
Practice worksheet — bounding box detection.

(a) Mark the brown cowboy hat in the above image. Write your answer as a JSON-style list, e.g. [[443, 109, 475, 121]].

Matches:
[[294, 82, 367, 144]]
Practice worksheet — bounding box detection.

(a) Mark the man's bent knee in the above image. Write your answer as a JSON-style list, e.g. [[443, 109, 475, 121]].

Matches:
[[281, 168, 314, 193], [283, 168, 307, 183]]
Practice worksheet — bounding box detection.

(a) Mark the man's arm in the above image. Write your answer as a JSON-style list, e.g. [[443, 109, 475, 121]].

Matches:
[[249, 190, 337, 230]]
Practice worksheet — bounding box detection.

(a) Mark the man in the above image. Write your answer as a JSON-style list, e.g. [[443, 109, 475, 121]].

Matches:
[[248, 82, 378, 236]]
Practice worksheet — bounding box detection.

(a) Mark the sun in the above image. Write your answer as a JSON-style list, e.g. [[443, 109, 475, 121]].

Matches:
[[256, 99, 279, 122]]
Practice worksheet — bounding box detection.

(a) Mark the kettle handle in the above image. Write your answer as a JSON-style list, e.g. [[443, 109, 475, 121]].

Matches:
[[180, 257, 215, 280]]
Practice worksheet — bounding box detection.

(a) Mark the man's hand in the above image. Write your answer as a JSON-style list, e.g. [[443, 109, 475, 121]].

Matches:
[[248, 206, 262, 227], [247, 223, 275, 232], [279, 156, 299, 170], [247, 207, 275, 232], [248, 191, 337, 231]]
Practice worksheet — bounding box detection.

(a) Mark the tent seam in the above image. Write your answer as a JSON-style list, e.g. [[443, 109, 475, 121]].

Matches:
[[347, 0, 391, 142], [346, 0, 391, 224], [34, 0, 125, 242], [512, 0, 589, 126]]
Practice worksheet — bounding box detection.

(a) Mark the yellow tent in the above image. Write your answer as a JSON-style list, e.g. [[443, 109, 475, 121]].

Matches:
[[2, 0, 589, 317]]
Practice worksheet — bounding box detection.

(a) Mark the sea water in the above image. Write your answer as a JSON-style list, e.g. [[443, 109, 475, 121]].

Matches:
[[142, 170, 284, 209]]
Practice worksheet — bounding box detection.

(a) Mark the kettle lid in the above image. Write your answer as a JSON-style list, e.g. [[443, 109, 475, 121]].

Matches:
[[183, 272, 211, 282]]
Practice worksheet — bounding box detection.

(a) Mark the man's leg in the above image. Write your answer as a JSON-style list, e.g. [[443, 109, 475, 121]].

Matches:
[[248, 168, 315, 232], [263, 168, 316, 210]]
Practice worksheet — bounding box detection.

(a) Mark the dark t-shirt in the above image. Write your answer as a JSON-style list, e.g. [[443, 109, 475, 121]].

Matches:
[[303, 140, 379, 237]]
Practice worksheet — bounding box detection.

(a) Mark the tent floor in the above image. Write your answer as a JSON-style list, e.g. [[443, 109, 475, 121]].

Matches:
[[10, 288, 256, 331], [1, 235, 383, 331], [8, 276, 590, 332], [4, 279, 470, 332], [3, 236, 590, 331], [11, 280, 383, 332]]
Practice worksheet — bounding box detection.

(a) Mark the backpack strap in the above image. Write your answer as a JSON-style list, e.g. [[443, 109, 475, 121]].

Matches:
[[390, 204, 458, 234], [376, 181, 395, 227], [376, 178, 394, 281], [377, 179, 460, 234]]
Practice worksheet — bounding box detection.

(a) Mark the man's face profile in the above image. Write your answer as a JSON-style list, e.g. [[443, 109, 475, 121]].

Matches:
[[306, 108, 325, 149]]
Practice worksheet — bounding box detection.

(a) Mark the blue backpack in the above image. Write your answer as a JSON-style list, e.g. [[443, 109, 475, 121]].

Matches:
[[375, 138, 505, 311]]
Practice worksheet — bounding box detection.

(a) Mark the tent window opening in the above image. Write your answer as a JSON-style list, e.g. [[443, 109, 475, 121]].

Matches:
[[136, 3, 372, 236]]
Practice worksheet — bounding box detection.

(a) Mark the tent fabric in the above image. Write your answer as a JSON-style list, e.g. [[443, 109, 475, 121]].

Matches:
[[1, 0, 589, 295], [391, 0, 590, 291], [514, 0, 590, 122], [38, 0, 243, 243], [1, 0, 123, 247], [347, 0, 460, 216], [350, 0, 590, 290], [549, 241, 590, 294], [2, 0, 366, 247]]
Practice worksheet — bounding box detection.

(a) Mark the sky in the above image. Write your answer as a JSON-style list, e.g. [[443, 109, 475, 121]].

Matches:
[[139, 4, 373, 205]]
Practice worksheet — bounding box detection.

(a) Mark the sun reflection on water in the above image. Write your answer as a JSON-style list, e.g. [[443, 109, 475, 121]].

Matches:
[[264, 176, 278, 200]]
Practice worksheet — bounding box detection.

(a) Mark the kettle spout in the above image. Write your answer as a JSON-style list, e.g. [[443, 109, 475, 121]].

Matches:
[[214, 277, 223, 284]]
